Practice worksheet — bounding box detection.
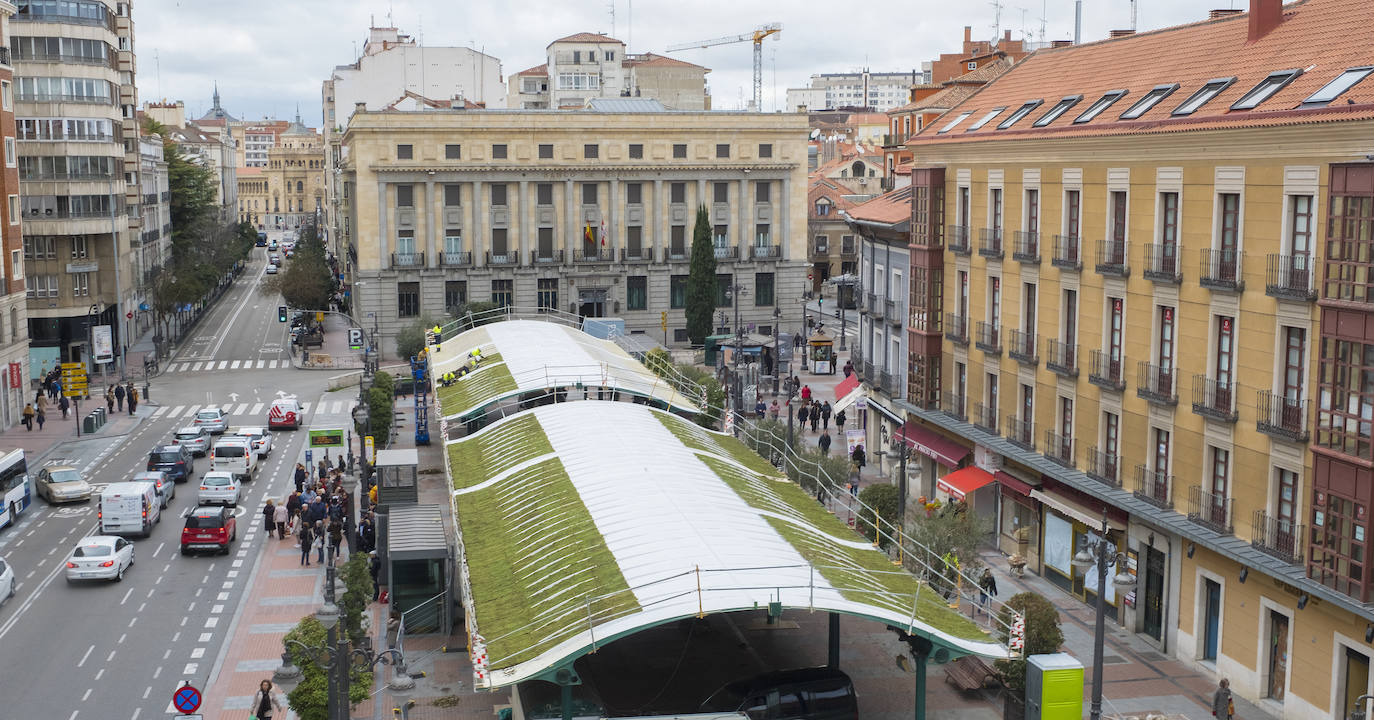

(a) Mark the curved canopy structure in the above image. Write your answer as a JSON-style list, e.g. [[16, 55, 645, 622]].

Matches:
[[448, 401, 1005, 690], [433, 320, 699, 419]]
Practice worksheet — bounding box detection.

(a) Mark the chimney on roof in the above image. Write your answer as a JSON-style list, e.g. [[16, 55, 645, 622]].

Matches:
[[1248, 0, 1283, 41], [1051, 39, 1073, 48], [1109, 29, 1136, 38], [1003, 30, 1011, 42], [963, 26, 972, 43], [1209, 8, 1244, 19]]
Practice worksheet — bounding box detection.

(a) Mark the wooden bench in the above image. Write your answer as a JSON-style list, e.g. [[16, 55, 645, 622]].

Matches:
[[944, 655, 999, 691]]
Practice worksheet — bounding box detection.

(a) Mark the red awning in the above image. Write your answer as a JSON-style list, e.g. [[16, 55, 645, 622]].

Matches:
[[994, 470, 1034, 496], [833, 373, 860, 402], [894, 420, 970, 467], [937, 466, 996, 501]]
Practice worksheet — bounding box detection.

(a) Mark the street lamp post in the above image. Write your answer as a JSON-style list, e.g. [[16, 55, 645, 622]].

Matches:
[[888, 434, 911, 521], [1070, 512, 1137, 720], [800, 294, 809, 372], [726, 283, 748, 434], [772, 307, 782, 397]]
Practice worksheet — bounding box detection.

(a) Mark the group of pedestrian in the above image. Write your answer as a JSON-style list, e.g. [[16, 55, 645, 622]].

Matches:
[[104, 382, 138, 415], [40, 367, 62, 400], [795, 399, 837, 435], [282, 463, 361, 568], [21, 392, 44, 431]]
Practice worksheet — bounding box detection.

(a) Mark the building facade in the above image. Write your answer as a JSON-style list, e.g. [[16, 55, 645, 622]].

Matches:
[[339, 109, 808, 354], [16, 0, 141, 375], [785, 70, 921, 113], [806, 178, 856, 292], [507, 33, 708, 111], [0, 0, 27, 427], [144, 98, 238, 220], [900, 1, 1374, 717], [236, 115, 322, 231]]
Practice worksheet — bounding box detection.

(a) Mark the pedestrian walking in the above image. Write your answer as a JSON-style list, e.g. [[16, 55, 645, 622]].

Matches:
[[801, 384, 812, 402], [755, 399, 766, 419], [768, 400, 780, 421], [113, 383, 125, 412], [314, 521, 326, 564], [58, 395, 69, 419], [357, 514, 375, 553], [317, 459, 327, 482], [297, 522, 314, 566], [35, 408, 44, 430], [851, 443, 866, 469], [369, 552, 381, 601], [106, 386, 115, 413], [810, 407, 819, 433], [21, 403, 33, 430], [262, 500, 277, 538], [293, 463, 306, 493], [286, 491, 302, 533], [835, 409, 846, 430], [127, 383, 137, 414], [821, 401, 832, 430], [797, 404, 809, 434], [251, 679, 284, 720], [273, 499, 288, 539], [818, 431, 832, 456], [1212, 678, 1233, 719], [977, 568, 998, 616], [35, 393, 47, 417], [328, 520, 344, 563]]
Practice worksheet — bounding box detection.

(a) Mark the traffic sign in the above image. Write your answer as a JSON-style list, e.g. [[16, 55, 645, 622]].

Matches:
[[348, 328, 364, 350], [305, 449, 313, 464], [172, 685, 202, 713]]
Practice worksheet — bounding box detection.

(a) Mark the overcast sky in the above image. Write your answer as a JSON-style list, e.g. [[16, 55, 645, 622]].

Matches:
[[135, 0, 1240, 125]]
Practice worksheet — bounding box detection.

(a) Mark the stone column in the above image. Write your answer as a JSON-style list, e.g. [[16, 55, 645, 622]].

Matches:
[[518, 180, 531, 259], [739, 177, 751, 260], [376, 180, 388, 268], [564, 179, 576, 259], [470, 180, 483, 265], [424, 178, 436, 268], [779, 176, 790, 261], [652, 179, 664, 262], [608, 178, 619, 257]]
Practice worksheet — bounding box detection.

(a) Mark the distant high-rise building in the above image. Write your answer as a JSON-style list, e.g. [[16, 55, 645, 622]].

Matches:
[[785, 71, 919, 113], [507, 33, 709, 111]]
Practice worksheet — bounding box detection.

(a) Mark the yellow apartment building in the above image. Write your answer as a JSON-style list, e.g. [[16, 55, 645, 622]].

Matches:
[[338, 107, 809, 351], [897, 0, 1374, 717]]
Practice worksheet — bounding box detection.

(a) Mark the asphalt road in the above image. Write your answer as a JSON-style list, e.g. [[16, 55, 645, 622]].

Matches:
[[0, 236, 355, 719]]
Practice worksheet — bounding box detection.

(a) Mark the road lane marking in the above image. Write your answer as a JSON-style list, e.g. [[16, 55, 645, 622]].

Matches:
[[230, 361, 241, 369], [211, 604, 224, 614], [130, 616, 138, 626], [153, 666, 161, 679], [172, 632, 179, 642], [77, 644, 94, 667], [183, 663, 198, 674], [68, 711, 78, 720], [94, 668, 104, 680], [205, 617, 218, 628], [131, 707, 141, 720], [164, 649, 172, 659], [117, 633, 126, 644], [192, 362, 204, 372], [120, 587, 133, 604], [142, 686, 151, 699], [153, 542, 165, 558], [257, 360, 265, 368], [190, 647, 205, 659], [187, 601, 196, 612], [217, 592, 229, 601], [82, 689, 92, 702], [106, 650, 115, 662], [199, 632, 212, 642], [217, 361, 228, 370]]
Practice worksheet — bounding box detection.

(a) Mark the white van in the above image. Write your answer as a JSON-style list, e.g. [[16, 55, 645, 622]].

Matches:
[[98, 481, 160, 537], [210, 436, 257, 484]]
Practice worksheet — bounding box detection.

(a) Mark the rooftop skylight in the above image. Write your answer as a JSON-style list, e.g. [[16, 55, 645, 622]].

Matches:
[[966, 107, 1007, 132], [1120, 84, 1179, 120], [1231, 69, 1302, 110], [1075, 90, 1128, 123], [937, 111, 973, 134], [1033, 95, 1084, 127], [1172, 77, 1236, 116], [1302, 66, 1374, 107], [997, 100, 1044, 129]]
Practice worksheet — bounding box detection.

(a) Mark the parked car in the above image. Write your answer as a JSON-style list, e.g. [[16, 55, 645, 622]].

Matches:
[[147, 444, 194, 483], [64, 536, 134, 583], [173, 426, 210, 457], [197, 472, 239, 506], [34, 465, 92, 504], [132, 470, 174, 509], [0, 556, 13, 603], [698, 667, 858, 720], [180, 505, 236, 555], [193, 407, 228, 434]]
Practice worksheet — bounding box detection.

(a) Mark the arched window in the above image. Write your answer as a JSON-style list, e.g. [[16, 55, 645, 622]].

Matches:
[[851, 161, 865, 177], [296, 181, 303, 194]]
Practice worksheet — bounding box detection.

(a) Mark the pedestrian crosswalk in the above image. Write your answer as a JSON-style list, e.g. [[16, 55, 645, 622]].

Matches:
[[149, 400, 356, 421], [162, 359, 290, 373]]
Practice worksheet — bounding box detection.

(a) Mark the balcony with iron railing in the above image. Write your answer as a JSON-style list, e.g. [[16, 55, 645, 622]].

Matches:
[[390, 252, 424, 269], [574, 249, 615, 263], [1085, 447, 1121, 487], [1136, 362, 1177, 406], [1006, 416, 1035, 451], [666, 248, 689, 262], [1251, 509, 1303, 565], [713, 245, 738, 260], [885, 300, 902, 326], [1187, 486, 1233, 536], [1133, 465, 1173, 509], [1051, 235, 1081, 271], [882, 133, 909, 147], [879, 370, 903, 398], [973, 402, 999, 433], [0, 47, 11, 66], [880, 176, 896, 192], [532, 249, 565, 264], [1191, 375, 1238, 423], [751, 244, 782, 260], [862, 361, 876, 382], [947, 225, 971, 255], [621, 247, 652, 263], [941, 391, 967, 422], [439, 251, 472, 267], [1008, 328, 1038, 365], [866, 292, 882, 318], [1045, 339, 1078, 377], [978, 228, 1004, 259], [1265, 254, 1316, 301], [487, 251, 518, 265], [1089, 350, 1126, 391], [1142, 243, 1182, 284], [1257, 391, 1309, 442], [1012, 231, 1040, 264], [1044, 430, 1075, 468], [944, 313, 969, 345], [975, 321, 1001, 355], [1094, 239, 1128, 277], [1199, 249, 1243, 292]]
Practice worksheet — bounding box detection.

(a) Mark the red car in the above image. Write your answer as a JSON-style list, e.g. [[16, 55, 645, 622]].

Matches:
[[180, 506, 237, 555]]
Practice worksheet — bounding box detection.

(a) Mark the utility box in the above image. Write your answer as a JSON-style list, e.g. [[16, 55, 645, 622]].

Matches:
[[1025, 653, 1083, 720]]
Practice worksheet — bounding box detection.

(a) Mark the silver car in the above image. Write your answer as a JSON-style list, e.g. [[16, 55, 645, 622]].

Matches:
[[132, 470, 175, 509], [230, 426, 272, 458], [193, 407, 228, 434], [197, 472, 239, 506], [64, 536, 134, 583], [173, 426, 210, 456], [35, 466, 92, 504], [0, 556, 14, 603]]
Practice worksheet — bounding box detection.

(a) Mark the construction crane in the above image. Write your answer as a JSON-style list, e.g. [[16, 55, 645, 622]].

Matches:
[[666, 23, 781, 111]]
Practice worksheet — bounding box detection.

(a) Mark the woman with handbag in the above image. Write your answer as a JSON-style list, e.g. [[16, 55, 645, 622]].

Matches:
[[250, 678, 283, 720], [1212, 677, 1233, 719]]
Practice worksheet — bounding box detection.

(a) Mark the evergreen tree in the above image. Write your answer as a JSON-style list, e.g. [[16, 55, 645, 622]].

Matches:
[[684, 205, 717, 344]]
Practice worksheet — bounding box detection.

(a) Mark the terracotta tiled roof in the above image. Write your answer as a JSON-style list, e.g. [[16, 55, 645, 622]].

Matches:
[[845, 186, 914, 226], [549, 32, 621, 46], [623, 52, 706, 70], [887, 58, 1012, 114], [514, 63, 547, 77], [948, 56, 1012, 84], [238, 166, 263, 176], [911, 0, 1374, 145], [847, 112, 889, 125], [808, 179, 858, 219]]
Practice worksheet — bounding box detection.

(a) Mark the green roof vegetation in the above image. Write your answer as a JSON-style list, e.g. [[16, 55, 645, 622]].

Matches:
[[454, 456, 639, 668], [655, 412, 778, 476], [446, 414, 554, 490], [436, 361, 517, 416]]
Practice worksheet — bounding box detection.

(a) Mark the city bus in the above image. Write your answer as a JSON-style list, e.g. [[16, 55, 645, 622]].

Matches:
[[0, 448, 29, 531]]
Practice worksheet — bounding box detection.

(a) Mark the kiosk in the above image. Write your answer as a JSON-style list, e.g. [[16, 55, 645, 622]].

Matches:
[[809, 332, 836, 374]]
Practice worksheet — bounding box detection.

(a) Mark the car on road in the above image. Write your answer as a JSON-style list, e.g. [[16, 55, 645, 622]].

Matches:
[[193, 407, 228, 434], [147, 444, 194, 483], [229, 426, 272, 458], [97, 481, 160, 537], [268, 398, 303, 429], [64, 536, 134, 583], [265, 263, 278, 275], [197, 471, 239, 506], [173, 426, 210, 457], [269, 253, 280, 264], [268, 240, 278, 251], [180, 505, 236, 555], [0, 556, 14, 602], [132, 470, 174, 509], [34, 465, 92, 504]]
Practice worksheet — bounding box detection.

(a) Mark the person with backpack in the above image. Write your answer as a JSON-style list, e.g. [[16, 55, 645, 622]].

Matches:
[[297, 522, 314, 566], [58, 395, 69, 419], [328, 520, 344, 564], [314, 521, 326, 564]]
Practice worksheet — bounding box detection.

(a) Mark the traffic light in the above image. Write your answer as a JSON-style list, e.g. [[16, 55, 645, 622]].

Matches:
[[278, 306, 287, 322]]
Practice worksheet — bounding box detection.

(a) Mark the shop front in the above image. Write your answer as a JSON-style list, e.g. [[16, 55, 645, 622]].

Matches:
[[893, 419, 971, 499], [995, 468, 1040, 571], [1033, 484, 1129, 621]]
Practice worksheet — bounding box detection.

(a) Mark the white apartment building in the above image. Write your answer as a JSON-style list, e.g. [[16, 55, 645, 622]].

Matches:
[[786, 71, 919, 112], [508, 33, 708, 110]]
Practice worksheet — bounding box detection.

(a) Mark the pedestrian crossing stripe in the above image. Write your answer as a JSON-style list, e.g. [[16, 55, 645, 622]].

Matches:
[[161, 359, 292, 373], [144, 400, 348, 421]]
